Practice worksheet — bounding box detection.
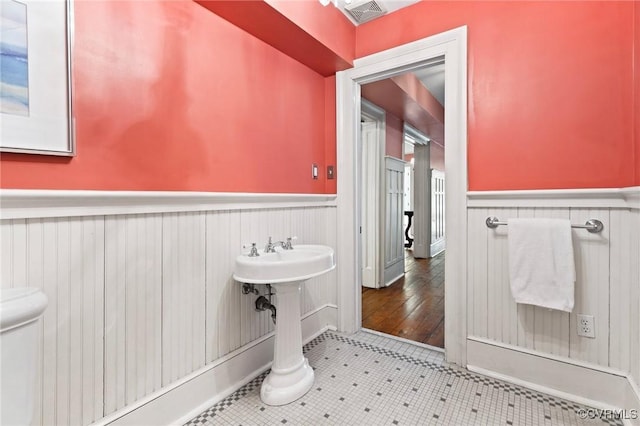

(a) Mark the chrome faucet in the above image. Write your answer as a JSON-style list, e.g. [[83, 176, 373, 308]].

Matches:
[[264, 236, 295, 253], [264, 237, 280, 253]]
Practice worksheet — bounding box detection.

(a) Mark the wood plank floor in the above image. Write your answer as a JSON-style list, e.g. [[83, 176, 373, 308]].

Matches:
[[361, 251, 444, 348]]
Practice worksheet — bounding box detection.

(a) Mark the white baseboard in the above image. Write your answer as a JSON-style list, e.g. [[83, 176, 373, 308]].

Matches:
[[627, 376, 640, 421], [467, 338, 640, 422], [99, 305, 337, 426], [430, 239, 445, 257], [383, 261, 404, 287]]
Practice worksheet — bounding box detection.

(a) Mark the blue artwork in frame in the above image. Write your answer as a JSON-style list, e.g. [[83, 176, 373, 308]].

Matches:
[[0, 0, 74, 156], [0, 0, 29, 116]]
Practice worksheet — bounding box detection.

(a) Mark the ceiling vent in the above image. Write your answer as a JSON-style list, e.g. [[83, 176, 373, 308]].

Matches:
[[344, 0, 387, 24]]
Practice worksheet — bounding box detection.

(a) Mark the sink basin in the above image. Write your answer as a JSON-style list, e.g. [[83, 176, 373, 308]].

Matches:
[[233, 244, 335, 284]]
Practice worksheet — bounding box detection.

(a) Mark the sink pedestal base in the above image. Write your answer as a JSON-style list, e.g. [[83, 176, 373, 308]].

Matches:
[[260, 281, 314, 406]]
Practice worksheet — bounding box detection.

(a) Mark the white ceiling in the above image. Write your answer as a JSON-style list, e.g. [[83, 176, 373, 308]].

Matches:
[[413, 62, 445, 106]]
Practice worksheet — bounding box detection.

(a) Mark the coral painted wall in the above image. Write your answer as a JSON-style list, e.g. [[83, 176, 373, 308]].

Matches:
[[0, 0, 333, 193], [325, 75, 337, 193], [635, 1, 640, 185], [266, 0, 355, 65], [431, 143, 444, 172], [357, 1, 636, 190], [385, 114, 404, 159], [2, 1, 636, 192]]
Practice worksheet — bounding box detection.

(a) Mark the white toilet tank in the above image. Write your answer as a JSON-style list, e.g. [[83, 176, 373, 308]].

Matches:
[[1, 287, 48, 426]]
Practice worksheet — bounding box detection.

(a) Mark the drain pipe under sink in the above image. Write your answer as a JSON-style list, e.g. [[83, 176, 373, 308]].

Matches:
[[243, 282, 277, 324], [255, 295, 277, 324]]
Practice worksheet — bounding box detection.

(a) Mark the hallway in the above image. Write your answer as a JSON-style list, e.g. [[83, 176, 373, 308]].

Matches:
[[361, 251, 444, 348]]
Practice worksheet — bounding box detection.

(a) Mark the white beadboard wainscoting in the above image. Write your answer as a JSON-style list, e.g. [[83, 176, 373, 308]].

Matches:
[[0, 190, 338, 426], [466, 188, 640, 414]]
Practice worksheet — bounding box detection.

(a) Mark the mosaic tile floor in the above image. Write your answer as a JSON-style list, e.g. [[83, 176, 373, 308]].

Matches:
[[186, 330, 620, 426]]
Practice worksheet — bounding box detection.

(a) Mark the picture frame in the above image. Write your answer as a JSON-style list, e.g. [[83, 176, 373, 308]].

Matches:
[[0, 0, 75, 156]]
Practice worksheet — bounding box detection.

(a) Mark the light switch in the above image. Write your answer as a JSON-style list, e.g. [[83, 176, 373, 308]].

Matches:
[[312, 163, 318, 180], [327, 165, 335, 179]]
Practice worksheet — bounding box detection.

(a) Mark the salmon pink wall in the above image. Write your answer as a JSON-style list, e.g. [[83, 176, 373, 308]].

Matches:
[[357, 1, 636, 190], [325, 75, 337, 193], [431, 143, 444, 172], [266, 0, 355, 65], [386, 114, 404, 159], [635, 1, 640, 185], [195, 0, 353, 76], [0, 0, 333, 193]]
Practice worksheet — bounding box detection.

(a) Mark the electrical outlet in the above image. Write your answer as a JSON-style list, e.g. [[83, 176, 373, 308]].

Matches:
[[577, 314, 595, 338]]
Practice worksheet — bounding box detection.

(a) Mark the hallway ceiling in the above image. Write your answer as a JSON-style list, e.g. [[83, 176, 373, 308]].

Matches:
[[414, 63, 445, 106], [361, 56, 447, 145], [362, 71, 444, 145]]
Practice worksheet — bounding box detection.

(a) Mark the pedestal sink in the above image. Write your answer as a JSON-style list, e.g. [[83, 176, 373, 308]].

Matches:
[[234, 244, 335, 406]]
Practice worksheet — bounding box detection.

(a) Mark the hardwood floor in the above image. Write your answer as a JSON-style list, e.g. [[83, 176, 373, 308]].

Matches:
[[361, 250, 444, 348]]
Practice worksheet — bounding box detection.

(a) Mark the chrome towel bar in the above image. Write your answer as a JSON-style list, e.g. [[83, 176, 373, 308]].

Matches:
[[485, 217, 604, 233]]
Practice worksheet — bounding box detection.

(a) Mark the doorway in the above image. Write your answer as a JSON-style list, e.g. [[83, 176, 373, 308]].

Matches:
[[359, 85, 446, 348], [335, 27, 468, 366]]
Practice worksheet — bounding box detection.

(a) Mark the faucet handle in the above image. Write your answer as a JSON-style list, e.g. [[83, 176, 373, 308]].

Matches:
[[242, 243, 260, 257], [284, 236, 297, 249]]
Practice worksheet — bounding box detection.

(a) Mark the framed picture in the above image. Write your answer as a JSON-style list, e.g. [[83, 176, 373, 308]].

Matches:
[[0, 0, 75, 156]]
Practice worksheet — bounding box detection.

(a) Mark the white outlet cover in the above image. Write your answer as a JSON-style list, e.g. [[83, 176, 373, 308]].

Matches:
[[577, 314, 595, 338]]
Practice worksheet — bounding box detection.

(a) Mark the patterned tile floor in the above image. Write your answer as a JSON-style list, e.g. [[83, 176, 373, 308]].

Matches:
[[186, 330, 620, 426]]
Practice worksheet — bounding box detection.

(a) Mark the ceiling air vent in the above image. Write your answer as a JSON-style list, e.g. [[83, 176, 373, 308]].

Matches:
[[345, 0, 387, 24]]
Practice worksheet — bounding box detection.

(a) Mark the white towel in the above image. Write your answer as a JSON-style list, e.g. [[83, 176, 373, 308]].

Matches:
[[507, 218, 576, 312]]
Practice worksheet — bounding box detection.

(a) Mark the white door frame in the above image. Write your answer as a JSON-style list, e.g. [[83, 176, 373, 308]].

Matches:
[[360, 99, 386, 289], [336, 26, 468, 366]]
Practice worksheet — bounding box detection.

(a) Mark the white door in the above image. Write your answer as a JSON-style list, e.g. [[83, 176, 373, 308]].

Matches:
[[382, 156, 405, 286], [361, 122, 381, 288]]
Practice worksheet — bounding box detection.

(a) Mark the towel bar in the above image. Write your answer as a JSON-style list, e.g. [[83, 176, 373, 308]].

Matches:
[[485, 217, 604, 233]]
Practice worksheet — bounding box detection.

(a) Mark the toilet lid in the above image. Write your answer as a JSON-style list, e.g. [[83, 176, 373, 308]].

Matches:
[[1, 287, 41, 303], [0, 287, 48, 332]]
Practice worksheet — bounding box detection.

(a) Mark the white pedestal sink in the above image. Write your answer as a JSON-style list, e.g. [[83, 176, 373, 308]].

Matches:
[[234, 244, 335, 406]]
